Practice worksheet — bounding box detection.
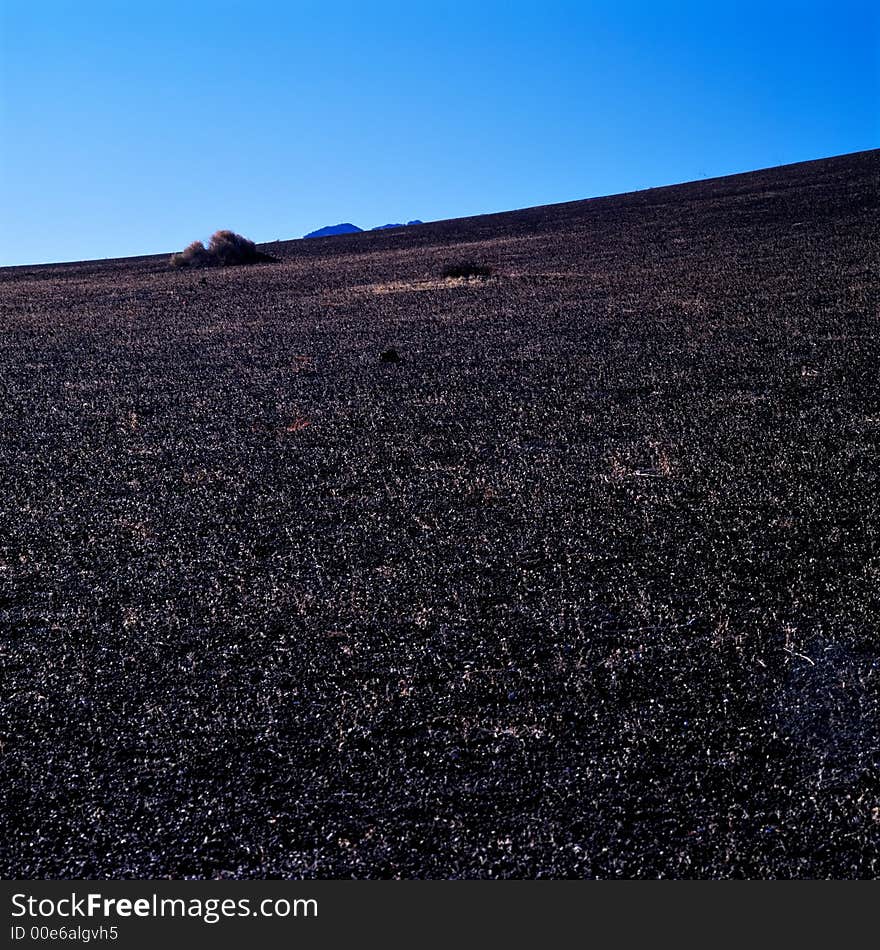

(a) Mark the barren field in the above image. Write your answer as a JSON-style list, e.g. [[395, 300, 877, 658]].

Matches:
[[1, 150, 878, 878]]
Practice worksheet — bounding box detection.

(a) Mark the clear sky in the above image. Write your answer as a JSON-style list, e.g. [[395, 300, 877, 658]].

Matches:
[[1, 0, 876, 265]]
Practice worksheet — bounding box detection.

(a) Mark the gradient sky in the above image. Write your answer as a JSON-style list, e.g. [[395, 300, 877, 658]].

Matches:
[[1, 0, 877, 265]]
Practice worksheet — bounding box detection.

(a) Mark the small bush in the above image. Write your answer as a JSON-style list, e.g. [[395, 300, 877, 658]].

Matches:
[[170, 240, 213, 268], [442, 262, 493, 279], [170, 230, 275, 268], [208, 229, 260, 266]]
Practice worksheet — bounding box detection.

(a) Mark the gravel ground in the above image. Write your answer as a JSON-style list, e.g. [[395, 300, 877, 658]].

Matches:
[[1, 150, 878, 878]]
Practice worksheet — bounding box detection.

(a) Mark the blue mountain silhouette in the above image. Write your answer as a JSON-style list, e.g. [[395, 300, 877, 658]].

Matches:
[[303, 223, 363, 239], [304, 220, 422, 238], [371, 220, 424, 231]]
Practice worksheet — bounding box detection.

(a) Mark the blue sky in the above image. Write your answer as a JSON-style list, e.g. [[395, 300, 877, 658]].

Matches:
[[0, 0, 876, 265]]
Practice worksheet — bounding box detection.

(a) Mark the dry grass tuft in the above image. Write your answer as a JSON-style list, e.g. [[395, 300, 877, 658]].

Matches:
[[442, 262, 494, 279]]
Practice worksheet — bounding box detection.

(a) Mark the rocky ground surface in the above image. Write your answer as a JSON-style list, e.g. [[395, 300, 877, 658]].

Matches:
[[1, 150, 878, 877]]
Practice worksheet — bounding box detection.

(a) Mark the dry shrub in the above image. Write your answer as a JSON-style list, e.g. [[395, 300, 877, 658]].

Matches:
[[208, 229, 260, 265], [170, 240, 213, 268], [170, 230, 274, 268], [442, 262, 494, 279]]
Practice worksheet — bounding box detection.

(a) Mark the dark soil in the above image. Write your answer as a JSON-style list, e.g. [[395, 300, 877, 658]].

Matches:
[[1, 150, 878, 878]]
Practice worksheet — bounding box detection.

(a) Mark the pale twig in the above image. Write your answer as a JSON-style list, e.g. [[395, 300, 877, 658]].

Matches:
[[783, 647, 816, 667]]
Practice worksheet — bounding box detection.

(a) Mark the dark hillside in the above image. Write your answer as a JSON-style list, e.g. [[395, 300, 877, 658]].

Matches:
[[1, 150, 878, 878]]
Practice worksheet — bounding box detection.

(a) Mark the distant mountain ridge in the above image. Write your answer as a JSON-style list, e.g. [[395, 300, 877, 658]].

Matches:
[[371, 220, 423, 231], [304, 219, 422, 239], [303, 223, 363, 239]]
